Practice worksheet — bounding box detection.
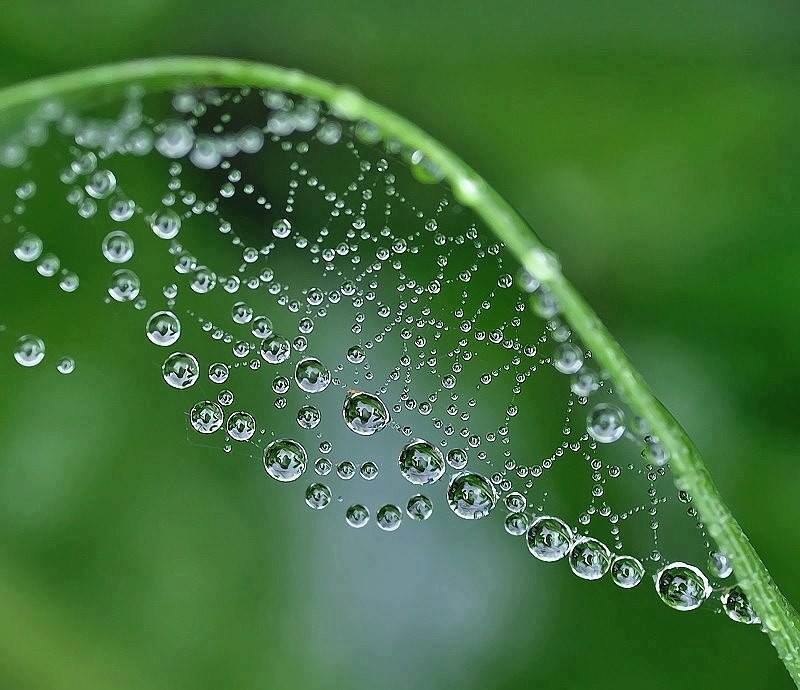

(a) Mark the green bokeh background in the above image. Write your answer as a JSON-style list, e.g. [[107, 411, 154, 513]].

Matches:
[[1, 2, 799, 689]]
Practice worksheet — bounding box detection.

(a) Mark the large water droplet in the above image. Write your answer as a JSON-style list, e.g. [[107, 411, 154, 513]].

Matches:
[[226, 411, 256, 441], [146, 310, 181, 346], [655, 562, 711, 611], [100, 230, 133, 264], [611, 556, 645, 589], [294, 357, 331, 393], [263, 438, 307, 482], [108, 269, 141, 302], [14, 334, 45, 367], [504, 513, 529, 536], [376, 504, 402, 531], [190, 400, 224, 434], [14, 233, 43, 262], [446, 471, 496, 519], [305, 482, 332, 510], [398, 439, 446, 485], [345, 503, 370, 528], [406, 494, 433, 521], [260, 335, 291, 364], [342, 390, 390, 435], [162, 352, 199, 389], [721, 585, 760, 625], [526, 516, 572, 562], [568, 537, 612, 580], [587, 403, 625, 443]]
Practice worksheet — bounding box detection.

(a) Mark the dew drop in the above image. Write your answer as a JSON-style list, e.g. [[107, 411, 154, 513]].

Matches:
[[162, 352, 199, 389], [108, 269, 141, 302], [226, 411, 256, 441], [146, 310, 181, 346], [260, 335, 291, 364], [342, 390, 390, 435], [263, 438, 307, 482], [14, 335, 45, 367], [721, 585, 760, 625], [294, 356, 331, 393], [504, 513, 529, 536], [398, 438, 446, 485], [376, 504, 403, 531], [209, 362, 229, 384], [190, 400, 224, 434], [305, 482, 332, 510], [611, 555, 645, 589], [406, 494, 433, 521], [446, 471, 496, 519], [56, 356, 75, 375], [526, 516, 572, 562], [14, 233, 43, 262], [568, 537, 612, 580], [655, 562, 711, 611], [587, 403, 626, 444], [345, 503, 370, 528]]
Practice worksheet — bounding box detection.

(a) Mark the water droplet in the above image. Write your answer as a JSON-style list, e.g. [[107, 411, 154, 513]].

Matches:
[[611, 556, 645, 589], [504, 491, 526, 513], [190, 266, 216, 293], [346, 345, 365, 364], [59, 272, 80, 293], [314, 457, 332, 476], [108, 269, 141, 302], [527, 516, 572, 562], [504, 513, 529, 536], [553, 342, 584, 374], [294, 357, 331, 393], [305, 482, 332, 510], [162, 352, 199, 389], [406, 494, 433, 521], [570, 369, 599, 397], [14, 233, 43, 262], [655, 562, 711, 611], [156, 121, 194, 158], [297, 405, 321, 429], [226, 411, 256, 441], [251, 316, 273, 339], [342, 390, 390, 435], [231, 301, 253, 324], [709, 551, 733, 579], [446, 448, 468, 469], [263, 438, 307, 482], [345, 503, 370, 528], [146, 310, 181, 346], [398, 438, 446, 485], [569, 537, 612, 580], [56, 356, 75, 374], [85, 169, 117, 199], [272, 218, 292, 239], [376, 504, 402, 531], [190, 400, 224, 434], [14, 335, 45, 367], [335, 461, 355, 480], [587, 404, 626, 444], [260, 335, 291, 364], [359, 461, 379, 481], [151, 209, 182, 239], [209, 362, 229, 384], [721, 585, 760, 625], [37, 253, 60, 277], [447, 471, 496, 519]]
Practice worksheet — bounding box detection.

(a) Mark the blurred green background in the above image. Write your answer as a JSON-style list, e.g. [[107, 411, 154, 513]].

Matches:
[[1, 2, 799, 688]]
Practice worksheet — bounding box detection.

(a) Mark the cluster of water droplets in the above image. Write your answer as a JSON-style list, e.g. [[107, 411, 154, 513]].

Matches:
[[0, 84, 760, 627]]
